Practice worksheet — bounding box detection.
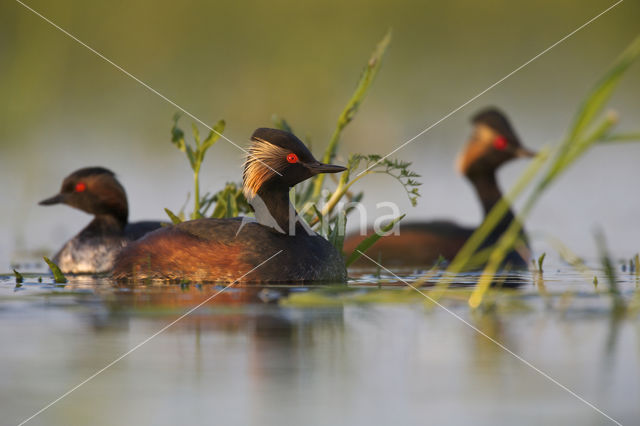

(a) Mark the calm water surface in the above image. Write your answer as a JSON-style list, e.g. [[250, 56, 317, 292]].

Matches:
[[1, 264, 638, 426]]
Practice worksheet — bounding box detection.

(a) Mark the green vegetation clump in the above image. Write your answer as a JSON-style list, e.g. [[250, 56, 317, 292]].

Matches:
[[168, 115, 226, 220], [43, 257, 67, 284], [13, 269, 23, 285]]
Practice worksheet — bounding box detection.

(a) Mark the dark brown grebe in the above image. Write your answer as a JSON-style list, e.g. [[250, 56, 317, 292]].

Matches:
[[112, 128, 348, 283], [343, 108, 535, 269], [39, 167, 163, 273]]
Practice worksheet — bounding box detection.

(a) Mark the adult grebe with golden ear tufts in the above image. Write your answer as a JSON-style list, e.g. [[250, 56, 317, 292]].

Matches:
[[343, 108, 536, 269], [112, 128, 348, 283]]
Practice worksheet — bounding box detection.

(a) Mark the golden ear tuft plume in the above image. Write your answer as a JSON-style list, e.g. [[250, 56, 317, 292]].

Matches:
[[242, 137, 290, 198]]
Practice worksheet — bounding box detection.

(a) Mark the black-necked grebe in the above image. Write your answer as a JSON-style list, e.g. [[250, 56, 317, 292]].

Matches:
[[39, 167, 163, 273], [112, 128, 348, 283], [343, 108, 535, 268]]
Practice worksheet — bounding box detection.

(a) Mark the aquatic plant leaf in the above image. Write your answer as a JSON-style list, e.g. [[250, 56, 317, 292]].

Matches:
[[600, 132, 640, 143], [296, 181, 315, 211], [211, 187, 232, 218], [43, 257, 67, 284], [13, 269, 23, 284], [328, 29, 391, 157], [567, 35, 640, 143], [311, 205, 326, 237], [202, 120, 225, 150], [164, 208, 183, 224], [191, 122, 201, 146], [280, 292, 344, 307], [328, 210, 347, 253], [345, 214, 405, 267], [234, 188, 250, 212], [171, 113, 186, 152], [225, 188, 237, 217], [311, 29, 392, 200], [209, 182, 250, 219], [210, 201, 226, 219], [271, 115, 293, 134], [347, 154, 421, 206], [309, 153, 420, 228], [537, 253, 546, 272], [169, 114, 226, 219], [185, 144, 196, 169], [595, 230, 626, 314]]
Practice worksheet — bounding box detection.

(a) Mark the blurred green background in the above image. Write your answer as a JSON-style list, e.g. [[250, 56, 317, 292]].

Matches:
[[1, 0, 639, 266]]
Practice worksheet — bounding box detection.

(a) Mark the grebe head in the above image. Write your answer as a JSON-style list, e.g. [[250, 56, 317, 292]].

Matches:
[[39, 167, 128, 222], [243, 128, 346, 198], [456, 108, 536, 176]]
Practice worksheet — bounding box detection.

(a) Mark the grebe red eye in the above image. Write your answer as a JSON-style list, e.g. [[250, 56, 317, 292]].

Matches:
[[493, 136, 508, 150], [75, 182, 86, 192], [286, 153, 298, 163]]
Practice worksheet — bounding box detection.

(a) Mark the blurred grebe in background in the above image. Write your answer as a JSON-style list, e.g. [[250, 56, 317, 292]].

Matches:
[[39, 167, 163, 273], [343, 108, 536, 269]]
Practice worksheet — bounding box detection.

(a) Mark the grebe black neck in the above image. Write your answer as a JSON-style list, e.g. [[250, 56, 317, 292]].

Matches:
[[468, 171, 502, 216], [82, 214, 127, 237], [246, 180, 309, 234], [456, 108, 536, 236]]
